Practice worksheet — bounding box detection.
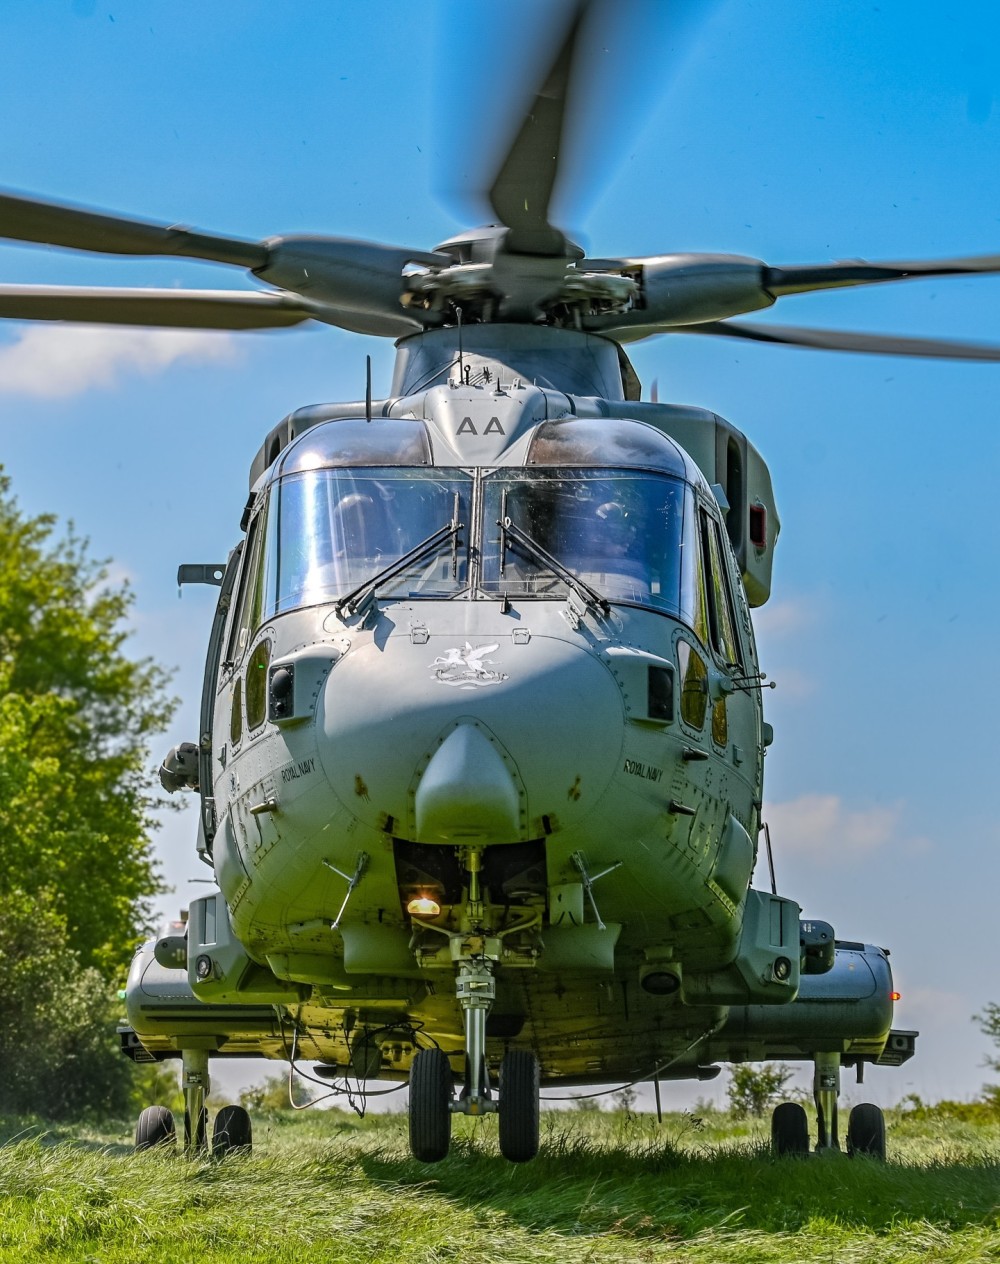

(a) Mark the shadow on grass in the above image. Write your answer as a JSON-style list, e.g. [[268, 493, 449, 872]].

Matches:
[[0, 1117, 133, 1156], [356, 1126, 1000, 1240]]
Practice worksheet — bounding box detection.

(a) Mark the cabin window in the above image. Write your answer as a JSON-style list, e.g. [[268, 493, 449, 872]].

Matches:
[[480, 468, 688, 616], [246, 639, 271, 731], [264, 467, 471, 616], [677, 640, 708, 729], [712, 697, 728, 747], [230, 678, 243, 746]]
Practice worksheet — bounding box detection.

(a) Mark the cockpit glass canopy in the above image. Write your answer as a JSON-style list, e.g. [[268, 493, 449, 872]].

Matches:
[[278, 418, 431, 475], [526, 417, 688, 474], [262, 467, 470, 616], [480, 468, 690, 617]]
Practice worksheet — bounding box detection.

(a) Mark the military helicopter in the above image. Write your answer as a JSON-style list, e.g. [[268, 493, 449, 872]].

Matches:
[[7, 1, 1000, 1165]]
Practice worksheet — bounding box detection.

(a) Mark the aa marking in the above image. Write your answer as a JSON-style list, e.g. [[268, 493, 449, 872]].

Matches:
[[456, 416, 505, 436]]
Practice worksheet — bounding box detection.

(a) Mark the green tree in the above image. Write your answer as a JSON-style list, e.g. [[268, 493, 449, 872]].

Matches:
[[727, 1062, 793, 1119], [0, 473, 175, 1116], [975, 1004, 1000, 1111]]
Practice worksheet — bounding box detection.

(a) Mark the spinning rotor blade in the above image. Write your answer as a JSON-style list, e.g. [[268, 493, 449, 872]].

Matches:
[[0, 286, 315, 329], [764, 253, 1000, 296], [678, 318, 1000, 362], [487, 3, 586, 257], [0, 189, 268, 268]]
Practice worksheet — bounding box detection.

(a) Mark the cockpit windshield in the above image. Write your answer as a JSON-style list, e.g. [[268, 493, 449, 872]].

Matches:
[[261, 468, 472, 617], [480, 469, 689, 617], [256, 464, 698, 626]]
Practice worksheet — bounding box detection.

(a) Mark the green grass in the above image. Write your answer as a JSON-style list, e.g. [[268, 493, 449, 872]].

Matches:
[[1, 1108, 998, 1262]]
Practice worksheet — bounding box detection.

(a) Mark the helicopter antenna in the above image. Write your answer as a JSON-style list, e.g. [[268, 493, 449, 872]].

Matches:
[[763, 822, 777, 896], [456, 305, 464, 384], [365, 354, 372, 423]]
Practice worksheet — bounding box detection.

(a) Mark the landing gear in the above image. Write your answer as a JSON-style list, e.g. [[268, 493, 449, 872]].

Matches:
[[770, 1052, 887, 1160], [770, 1101, 809, 1157], [498, 1049, 540, 1163], [134, 1047, 252, 1159], [182, 1049, 211, 1156], [813, 1050, 840, 1150], [135, 1104, 176, 1151], [846, 1102, 886, 1160], [213, 1104, 253, 1158], [409, 1048, 453, 1163]]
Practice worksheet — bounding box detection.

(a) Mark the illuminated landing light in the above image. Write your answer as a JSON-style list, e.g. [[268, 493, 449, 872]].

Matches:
[[407, 896, 441, 917], [890, 991, 901, 1002]]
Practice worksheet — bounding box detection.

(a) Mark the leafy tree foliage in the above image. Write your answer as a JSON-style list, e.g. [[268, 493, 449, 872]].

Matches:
[[0, 473, 175, 1116], [726, 1062, 793, 1119]]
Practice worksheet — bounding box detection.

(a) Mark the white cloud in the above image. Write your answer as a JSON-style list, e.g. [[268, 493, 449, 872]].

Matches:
[[763, 793, 901, 859], [0, 324, 239, 398], [753, 595, 820, 640]]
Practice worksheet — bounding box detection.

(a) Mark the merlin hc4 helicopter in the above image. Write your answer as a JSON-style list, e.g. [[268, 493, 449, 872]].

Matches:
[[12, 1, 1000, 1165]]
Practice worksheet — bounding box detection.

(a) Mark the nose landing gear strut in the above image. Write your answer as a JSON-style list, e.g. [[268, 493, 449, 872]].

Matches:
[[407, 847, 540, 1164]]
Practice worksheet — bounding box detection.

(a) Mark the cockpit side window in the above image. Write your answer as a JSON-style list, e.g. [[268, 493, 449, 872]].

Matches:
[[699, 506, 741, 668], [225, 503, 268, 664]]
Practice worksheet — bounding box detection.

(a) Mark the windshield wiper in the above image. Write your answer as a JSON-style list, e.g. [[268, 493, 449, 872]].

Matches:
[[335, 511, 464, 617], [499, 515, 611, 616]]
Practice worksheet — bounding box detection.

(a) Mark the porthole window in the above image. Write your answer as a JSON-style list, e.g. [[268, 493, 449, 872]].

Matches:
[[677, 640, 708, 730], [246, 640, 272, 731]]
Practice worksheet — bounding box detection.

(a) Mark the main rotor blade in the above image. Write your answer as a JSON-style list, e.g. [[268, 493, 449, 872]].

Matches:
[[765, 253, 1000, 297], [0, 286, 314, 329], [0, 190, 268, 269], [487, 2, 587, 256], [678, 318, 1000, 361]]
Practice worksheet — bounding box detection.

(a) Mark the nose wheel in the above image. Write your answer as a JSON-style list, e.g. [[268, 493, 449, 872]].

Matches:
[[407, 954, 541, 1163], [498, 1048, 540, 1162], [409, 1047, 453, 1163]]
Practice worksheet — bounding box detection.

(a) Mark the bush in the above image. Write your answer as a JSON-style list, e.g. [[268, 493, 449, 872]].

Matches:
[[726, 1062, 793, 1119]]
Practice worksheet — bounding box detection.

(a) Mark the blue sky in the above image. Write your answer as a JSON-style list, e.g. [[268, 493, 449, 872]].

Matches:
[[1, 0, 998, 1107]]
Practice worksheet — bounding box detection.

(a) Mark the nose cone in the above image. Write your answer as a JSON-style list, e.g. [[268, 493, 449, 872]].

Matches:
[[316, 624, 625, 841], [414, 722, 521, 842]]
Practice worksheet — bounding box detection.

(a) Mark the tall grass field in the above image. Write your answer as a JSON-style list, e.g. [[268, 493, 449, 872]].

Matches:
[[1, 1104, 998, 1262]]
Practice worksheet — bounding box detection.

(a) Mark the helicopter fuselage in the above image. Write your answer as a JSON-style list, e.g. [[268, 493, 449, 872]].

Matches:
[[177, 328, 806, 1083]]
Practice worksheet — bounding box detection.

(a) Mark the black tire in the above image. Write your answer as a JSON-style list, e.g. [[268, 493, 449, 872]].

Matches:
[[135, 1105, 176, 1152], [498, 1049, 540, 1163], [771, 1101, 810, 1157], [409, 1048, 453, 1163], [846, 1103, 886, 1160], [213, 1104, 253, 1158], [184, 1106, 208, 1152]]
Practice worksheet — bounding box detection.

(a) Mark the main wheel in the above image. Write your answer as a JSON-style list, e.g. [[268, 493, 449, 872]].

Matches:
[[135, 1105, 176, 1152], [409, 1048, 453, 1163], [771, 1101, 809, 1157], [498, 1049, 540, 1163], [846, 1103, 886, 1160], [213, 1104, 253, 1158]]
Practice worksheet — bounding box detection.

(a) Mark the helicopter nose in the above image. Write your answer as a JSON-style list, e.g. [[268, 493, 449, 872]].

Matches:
[[414, 721, 521, 842]]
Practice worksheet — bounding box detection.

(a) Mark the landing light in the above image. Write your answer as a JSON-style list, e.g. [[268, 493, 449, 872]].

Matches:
[[407, 896, 441, 917]]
